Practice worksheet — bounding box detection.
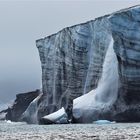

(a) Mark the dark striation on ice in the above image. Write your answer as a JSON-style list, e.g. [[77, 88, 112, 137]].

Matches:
[[34, 5, 140, 123]]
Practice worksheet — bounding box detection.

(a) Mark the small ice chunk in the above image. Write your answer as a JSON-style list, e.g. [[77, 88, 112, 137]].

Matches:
[[6, 120, 12, 123], [93, 120, 116, 124], [40, 107, 68, 124]]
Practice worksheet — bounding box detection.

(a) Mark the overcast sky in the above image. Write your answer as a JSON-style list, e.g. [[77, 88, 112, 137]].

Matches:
[[0, 0, 140, 103]]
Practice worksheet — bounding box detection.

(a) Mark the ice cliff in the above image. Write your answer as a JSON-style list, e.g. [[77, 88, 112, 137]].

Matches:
[[24, 5, 140, 123]]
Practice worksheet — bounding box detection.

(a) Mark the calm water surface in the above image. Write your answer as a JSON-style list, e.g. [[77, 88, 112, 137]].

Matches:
[[0, 121, 140, 140]]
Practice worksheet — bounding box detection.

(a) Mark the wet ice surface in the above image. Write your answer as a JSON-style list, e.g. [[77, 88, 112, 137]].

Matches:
[[0, 121, 140, 140]]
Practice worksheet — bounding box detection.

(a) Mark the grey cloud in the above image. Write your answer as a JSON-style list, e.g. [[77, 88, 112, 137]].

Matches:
[[0, 0, 139, 103]]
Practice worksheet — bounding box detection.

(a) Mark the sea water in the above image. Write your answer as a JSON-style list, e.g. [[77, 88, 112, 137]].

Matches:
[[0, 121, 140, 140]]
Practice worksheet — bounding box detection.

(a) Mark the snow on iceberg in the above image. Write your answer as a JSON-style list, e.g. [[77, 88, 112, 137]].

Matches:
[[73, 38, 119, 123], [40, 107, 68, 124]]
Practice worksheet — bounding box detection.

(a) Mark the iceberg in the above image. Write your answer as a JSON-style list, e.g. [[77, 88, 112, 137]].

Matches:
[[36, 5, 140, 123], [2, 5, 140, 124], [73, 38, 119, 123], [40, 107, 68, 124]]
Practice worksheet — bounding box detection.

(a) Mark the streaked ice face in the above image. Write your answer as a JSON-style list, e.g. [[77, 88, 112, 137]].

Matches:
[[0, 0, 139, 103], [73, 37, 119, 109]]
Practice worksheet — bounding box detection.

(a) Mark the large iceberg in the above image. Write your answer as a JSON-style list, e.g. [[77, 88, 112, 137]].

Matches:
[[6, 5, 140, 124]]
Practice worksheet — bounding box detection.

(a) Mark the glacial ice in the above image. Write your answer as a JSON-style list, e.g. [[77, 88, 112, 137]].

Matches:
[[27, 5, 140, 123], [93, 120, 116, 124], [21, 93, 43, 124], [73, 37, 119, 121], [41, 107, 68, 124]]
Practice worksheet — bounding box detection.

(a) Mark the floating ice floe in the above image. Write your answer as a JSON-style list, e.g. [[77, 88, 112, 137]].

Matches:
[[93, 120, 116, 124]]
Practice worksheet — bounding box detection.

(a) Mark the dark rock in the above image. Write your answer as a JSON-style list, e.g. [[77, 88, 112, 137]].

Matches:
[[21, 93, 42, 124], [39, 118, 55, 125], [6, 90, 40, 121]]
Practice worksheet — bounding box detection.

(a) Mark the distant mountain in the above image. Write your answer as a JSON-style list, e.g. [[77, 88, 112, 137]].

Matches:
[[0, 102, 8, 112]]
